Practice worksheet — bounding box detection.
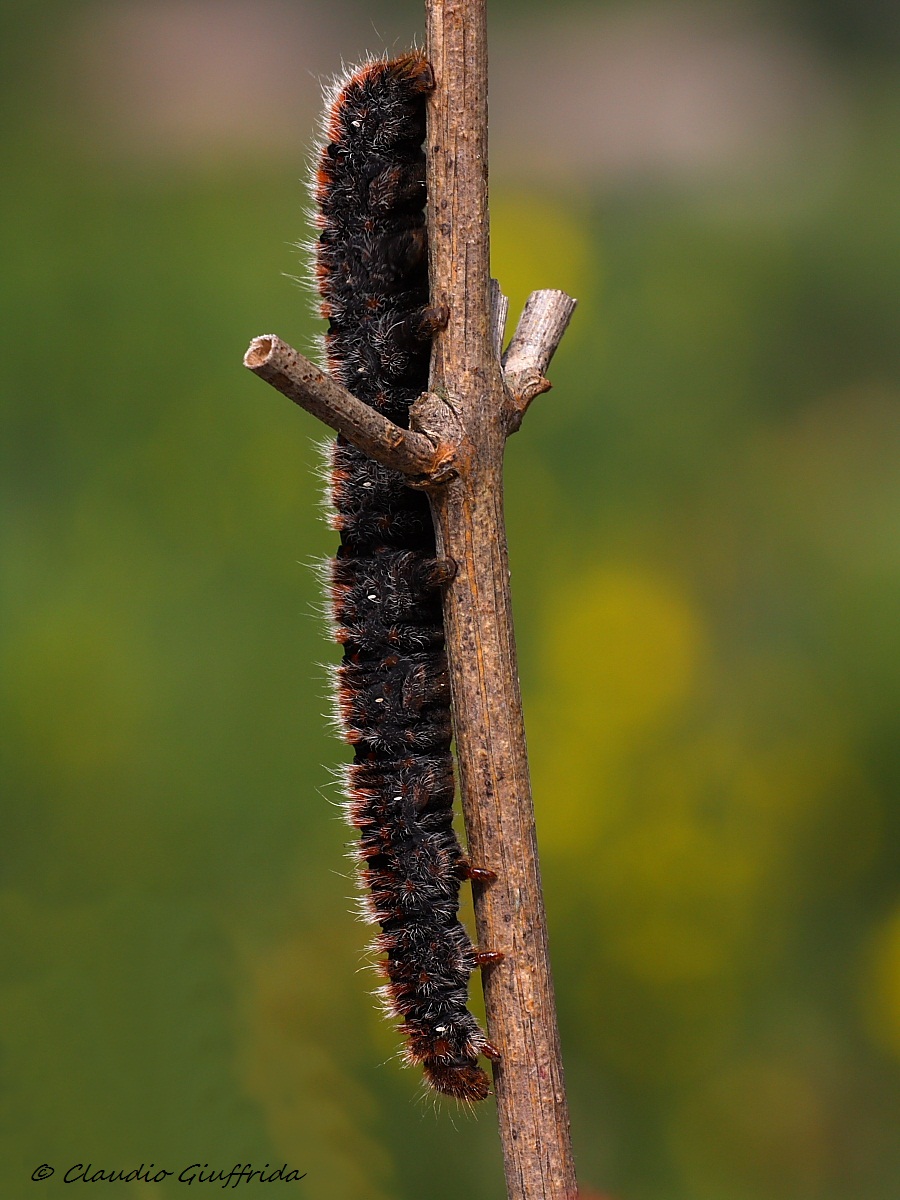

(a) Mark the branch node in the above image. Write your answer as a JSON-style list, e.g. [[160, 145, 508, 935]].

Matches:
[[504, 372, 553, 434], [407, 390, 465, 487]]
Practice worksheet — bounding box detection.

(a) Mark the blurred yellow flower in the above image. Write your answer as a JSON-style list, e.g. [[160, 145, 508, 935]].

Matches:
[[532, 564, 704, 853], [490, 192, 595, 342], [864, 906, 900, 1060]]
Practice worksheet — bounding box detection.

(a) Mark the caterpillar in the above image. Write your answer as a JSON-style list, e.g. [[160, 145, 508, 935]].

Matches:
[[310, 52, 501, 1102]]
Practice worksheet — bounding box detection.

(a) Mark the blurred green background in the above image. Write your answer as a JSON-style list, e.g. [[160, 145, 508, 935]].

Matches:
[[2, 0, 899, 1197]]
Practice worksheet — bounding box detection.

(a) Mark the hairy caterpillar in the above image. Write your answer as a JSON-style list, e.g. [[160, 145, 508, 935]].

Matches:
[[311, 52, 500, 1102]]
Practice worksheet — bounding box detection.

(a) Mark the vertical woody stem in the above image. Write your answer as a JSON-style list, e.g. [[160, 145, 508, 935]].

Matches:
[[425, 2, 578, 1197]]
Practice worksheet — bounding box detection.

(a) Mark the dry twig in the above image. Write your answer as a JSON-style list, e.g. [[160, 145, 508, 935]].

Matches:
[[243, 335, 452, 481], [243, 0, 577, 1194], [423, 2, 578, 1197]]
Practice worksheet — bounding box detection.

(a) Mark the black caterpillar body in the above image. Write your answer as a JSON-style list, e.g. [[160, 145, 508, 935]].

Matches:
[[311, 52, 498, 1102]]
